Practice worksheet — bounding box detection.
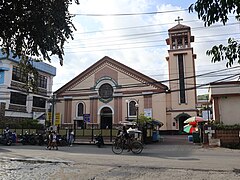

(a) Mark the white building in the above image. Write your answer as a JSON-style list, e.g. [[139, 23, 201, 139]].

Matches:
[[0, 52, 56, 122], [209, 81, 240, 125]]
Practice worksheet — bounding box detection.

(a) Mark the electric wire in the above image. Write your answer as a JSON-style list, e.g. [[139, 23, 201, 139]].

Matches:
[[70, 9, 188, 16]]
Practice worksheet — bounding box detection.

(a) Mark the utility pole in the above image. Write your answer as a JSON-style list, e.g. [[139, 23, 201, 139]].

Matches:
[[126, 100, 129, 121], [51, 94, 56, 126]]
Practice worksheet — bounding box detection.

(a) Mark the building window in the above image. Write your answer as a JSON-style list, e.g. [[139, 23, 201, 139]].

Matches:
[[33, 96, 46, 108], [77, 103, 84, 117], [38, 74, 47, 89], [12, 66, 47, 89], [10, 92, 27, 105], [12, 66, 27, 83], [99, 83, 113, 99], [129, 100, 137, 116]]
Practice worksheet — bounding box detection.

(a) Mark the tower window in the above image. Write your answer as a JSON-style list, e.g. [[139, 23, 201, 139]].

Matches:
[[178, 54, 186, 103], [184, 36, 188, 48], [177, 37, 183, 49]]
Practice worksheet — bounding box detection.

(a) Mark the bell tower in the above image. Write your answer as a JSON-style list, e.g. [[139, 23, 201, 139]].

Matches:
[[165, 17, 197, 128]]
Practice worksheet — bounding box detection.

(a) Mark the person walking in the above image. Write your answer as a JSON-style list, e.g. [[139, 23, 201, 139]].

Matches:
[[68, 130, 74, 146], [12, 131, 17, 143], [51, 131, 58, 150], [46, 131, 53, 150]]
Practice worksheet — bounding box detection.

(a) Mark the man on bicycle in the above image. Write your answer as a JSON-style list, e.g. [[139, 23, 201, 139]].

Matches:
[[122, 126, 131, 151]]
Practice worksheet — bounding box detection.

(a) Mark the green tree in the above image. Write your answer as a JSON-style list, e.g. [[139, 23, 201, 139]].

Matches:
[[138, 113, 152, 125], [0, 0, 79, 91], [0, 0, 79, 64], [189, 0, 240, 67]]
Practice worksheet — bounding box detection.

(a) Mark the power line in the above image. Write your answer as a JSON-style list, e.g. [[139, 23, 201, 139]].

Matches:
[[3, 66, 239, 95], [64, 66, 240, 92], [71, 9, 188, 16], [51, 65, 240, 89], [54, 73, 240, 101], [70, 22, 239, 42], [66, 32, 240, 48], [63, 38, 239, 54], [61, 23, 239, 53], [3, 70, 239, 102], [72, 19, 201, 35]]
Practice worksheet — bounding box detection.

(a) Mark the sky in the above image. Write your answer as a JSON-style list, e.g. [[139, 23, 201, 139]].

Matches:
[[50, 0, 240, 95]]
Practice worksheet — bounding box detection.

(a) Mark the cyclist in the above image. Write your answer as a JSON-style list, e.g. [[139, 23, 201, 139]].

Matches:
[[122, 126, 131, 151]]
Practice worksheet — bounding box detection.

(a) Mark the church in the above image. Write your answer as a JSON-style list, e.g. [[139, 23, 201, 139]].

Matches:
[[54, 22, 198, 132]]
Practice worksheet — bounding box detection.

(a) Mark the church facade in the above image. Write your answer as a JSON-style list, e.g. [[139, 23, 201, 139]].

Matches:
[[54, 23, 198, 132]]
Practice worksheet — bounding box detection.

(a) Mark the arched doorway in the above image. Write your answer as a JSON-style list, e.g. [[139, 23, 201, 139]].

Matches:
[[100, 107, 113, 129], [175, 113, 191, 133]]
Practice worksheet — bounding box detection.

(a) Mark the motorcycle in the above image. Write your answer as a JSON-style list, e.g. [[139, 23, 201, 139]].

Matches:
[[20, 132, 38, 145], [95, 134, 104, 148], [56, 135, 68, 146], [0, 133, 13, 146]]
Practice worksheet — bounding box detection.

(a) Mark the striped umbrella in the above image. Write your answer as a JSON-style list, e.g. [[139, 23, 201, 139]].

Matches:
[[184, 116, 207, 124], [183, 124, 197, 134]]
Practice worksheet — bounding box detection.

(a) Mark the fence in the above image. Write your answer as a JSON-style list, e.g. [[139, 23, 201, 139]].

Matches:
[[0, 127, 120, 143]]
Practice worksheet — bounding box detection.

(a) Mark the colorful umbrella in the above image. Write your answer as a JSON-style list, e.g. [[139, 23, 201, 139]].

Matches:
[[188, 121, 197, 126], [183, 124, 197, 134], [184, 116, 207, 124]]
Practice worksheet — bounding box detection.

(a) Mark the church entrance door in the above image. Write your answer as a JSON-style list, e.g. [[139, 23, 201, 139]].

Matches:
[[179, 115, 189, 133], [100, 107, 112, 129]]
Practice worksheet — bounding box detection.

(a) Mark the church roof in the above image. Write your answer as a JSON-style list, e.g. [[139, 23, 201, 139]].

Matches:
[[168, 23, 190, 32], [55, 56, 168, 94]]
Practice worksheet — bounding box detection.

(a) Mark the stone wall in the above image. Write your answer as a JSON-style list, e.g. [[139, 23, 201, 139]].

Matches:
[[215, 129, 240, 146]]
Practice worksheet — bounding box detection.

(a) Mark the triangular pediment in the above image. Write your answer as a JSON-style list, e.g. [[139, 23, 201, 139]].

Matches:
[[168, 23, 190, 32], [55, 56, 168, 95]]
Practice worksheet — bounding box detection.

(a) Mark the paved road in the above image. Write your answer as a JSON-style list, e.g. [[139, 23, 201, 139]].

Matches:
[[0, 135, 240, 180]]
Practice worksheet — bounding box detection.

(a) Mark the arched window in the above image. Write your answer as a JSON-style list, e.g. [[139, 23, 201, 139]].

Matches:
[[129, 101, 137, 116], [77, 103, 84, 117]]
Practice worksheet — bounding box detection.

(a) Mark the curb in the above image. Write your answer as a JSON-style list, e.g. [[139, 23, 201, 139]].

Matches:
[[73, 141, 113, 146]]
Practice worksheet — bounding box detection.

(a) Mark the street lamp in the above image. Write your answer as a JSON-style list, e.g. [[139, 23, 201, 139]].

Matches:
[[125, 100, 129, 121], [135, 102, 139, 125]]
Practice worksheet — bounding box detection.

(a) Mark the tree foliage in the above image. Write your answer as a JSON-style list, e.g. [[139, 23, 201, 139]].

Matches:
[[0, 0, 79, 91], [0, 0, 79, 65], [189, 0, 240, 67]]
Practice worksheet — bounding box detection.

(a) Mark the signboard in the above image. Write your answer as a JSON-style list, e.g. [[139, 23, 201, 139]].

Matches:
[[83, 114, 90, 123], [144, 108, 152, 118], [202, 110, 210, 120], [47, 112, 52, 122], [55, 113, 61, 125]]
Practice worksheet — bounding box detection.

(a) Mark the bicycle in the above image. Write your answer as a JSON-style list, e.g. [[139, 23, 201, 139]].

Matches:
[[112, 134, 143, 154]]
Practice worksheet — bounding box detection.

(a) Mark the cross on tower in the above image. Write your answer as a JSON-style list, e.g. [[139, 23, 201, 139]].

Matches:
[[175, 16, 183, 24]]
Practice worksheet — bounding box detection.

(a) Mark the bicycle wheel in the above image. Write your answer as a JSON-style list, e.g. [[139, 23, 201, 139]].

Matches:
[[131, 141, 143, 154], [112, 140, 123, 154]]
